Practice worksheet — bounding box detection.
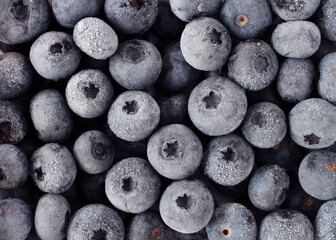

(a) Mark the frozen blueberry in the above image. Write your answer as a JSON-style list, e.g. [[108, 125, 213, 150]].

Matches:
[[289, 98, 336, 149], [204, 134, 254, 187], [206, 203, 257, 240], [315, 200, 336, 240], [169, 0, 221, 22], [0, 100, 28, 144], [107, 90, 160, 141], [35, 194, 71, 240], [78, 171, 107, 203], [312, 38, 336, 65], [248, 164, 289, 211], [227, 39, 278, 91], [220, 0, 272, 39], [127, 210, 174, 240], [73, 130, 114, 174], [158, 93, 188, 126], [73, 17, 118, 60], [30, 89, 73, 142], [271, 20, 321, 58], [0, 52, 32, 100], [29, 31, 81, 80], [0, 0, 50, 44], [30, 143, 77, 194], [241, 102, 287, 149], [0, 144, 28, 189], [268, 0, 320, 21], [104, 0, 158, 35], [52, 0, 104, 28], [188, 77, 247, 136], [299, 150, 336, 200], [259, 209, 314, 240], [159, 42, 200, 92], [67, 204, 124, 240], [105, 157, 161, 213], [65, 69, 114, 118], [174, 228, 209, 240], [277, 58, 315, 103], [109, 40, 162, 90], [318, 52, 336, 104], [180, 17, 232, 71], [0, 198, 32, 240], [159, 179, 214, 234], [147, 124, 203, 179], [316, 0, 336, 41]]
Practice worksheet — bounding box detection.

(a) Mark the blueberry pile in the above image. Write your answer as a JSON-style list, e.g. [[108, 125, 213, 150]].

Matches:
[[2, 0, 336, 239]]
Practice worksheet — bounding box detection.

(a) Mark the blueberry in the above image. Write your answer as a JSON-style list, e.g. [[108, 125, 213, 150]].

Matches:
[[30, 143, 77, 194], [316, 0, 336, 41], [73, 130, 114, 174], [0, 198, 32, 240], [78, 171, 107, 203], [147, 124, 203, 179], [109, 40, 162, 90], [65, 69, 114, 118], [159, 179, 214, 234], [206, 203, 257, 240], [268, 0, 321, 21], [0, 0, 50, 44], [127, 210, 175, 240], [318, 52, 336, 104], [0, 144, 28, 189], [289, 98, 336, 149], [158, 93, 188, 126], [107, 90, 160, 141], [52, 0, 104, 28], [315, 200, 336, 240], [159, 42, 200, 92], [67, 204, 124, 240], [29, 31, 81, 80], [174, 228, 209, 240], [204, 133, 254, 187], [169, 0, 221, 22], [30, 89, 73, 142], [0, 100, 28, 144], [188, 77, 247, 136], [271, 20, 321, 58], [220, 0, 272, 39], [73, 17, 118, 60], [0, 180, 34, 204], [104, 0, 158, 35], [105, 157, 161, 213], [0, 52, 32, 100], [312, 38, 336, 64], [180, 17, 232, 71], [35, 194, 71, 240], [241, 102, 287, 149], [299, 150, 336, 200], [259, 209, 314, 240], [227, 39, 278, 91], [277, 58, 315, 103]]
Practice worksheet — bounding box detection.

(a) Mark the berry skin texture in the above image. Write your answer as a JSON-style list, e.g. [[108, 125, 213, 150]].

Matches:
[[109, 40, 162, 90], [316, 0, 336, 41], [0, 198, 33, 240], [299, 151, 336, 200], [271, 20, 321, 58], [188, 77, 247, 136], [67, 204, 124, 240], [30, 143, 77, 194], [105, 157, 161, 213], [289, 98, 336, 149], [227, 39, 279, 91], [65, 69, 114, 118], [34, 194, 71, 240], [159, 179, 214, 234], [318, 52, 336, 104], [73, 17, 118, 60], [107, 90, 160, 141], [158, 93, 188, 126], [206, 203, 257, 240], [0, 144, 29, 189], [315, 200, 336, 240], [180, 17, 232, 71], [241, 102, 287, 149], [259, 209, 314, 240], [30, 89, 73, 143], [147, 124, 203, 180], [29, 31, 81, 80]]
